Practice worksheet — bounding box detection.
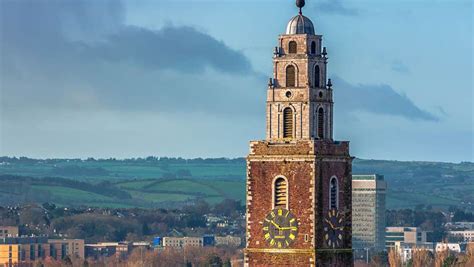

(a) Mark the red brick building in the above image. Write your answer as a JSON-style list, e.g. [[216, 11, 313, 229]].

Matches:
[[244, 1, 353, 266]]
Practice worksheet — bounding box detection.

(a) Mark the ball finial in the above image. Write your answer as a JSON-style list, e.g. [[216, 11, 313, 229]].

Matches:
[[296, 0, 305, 14]]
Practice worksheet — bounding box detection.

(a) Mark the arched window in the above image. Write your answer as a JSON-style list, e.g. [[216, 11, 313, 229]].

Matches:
[[274, 177, 288, 207], [318, 107, 324, 139], [314, 65, 320, 87], [283, 108, 294, 138], [330, 177, 338, 210], [286, 65, 296, 87], [289, 41, 297, 54], [311, 41, 316, 54]]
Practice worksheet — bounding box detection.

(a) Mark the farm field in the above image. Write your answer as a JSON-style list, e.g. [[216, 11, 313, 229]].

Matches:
[[0, 157, 472, 211]]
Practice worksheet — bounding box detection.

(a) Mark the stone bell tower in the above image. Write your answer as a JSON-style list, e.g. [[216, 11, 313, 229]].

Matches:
[[245, 0, 353, 266]]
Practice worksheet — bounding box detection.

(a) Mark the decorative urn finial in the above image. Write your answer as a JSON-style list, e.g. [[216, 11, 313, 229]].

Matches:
[[296, 0, 305, 14]]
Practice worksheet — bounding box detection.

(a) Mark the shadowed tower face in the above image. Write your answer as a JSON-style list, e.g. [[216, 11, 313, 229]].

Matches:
[[245, 1, 353, 266]]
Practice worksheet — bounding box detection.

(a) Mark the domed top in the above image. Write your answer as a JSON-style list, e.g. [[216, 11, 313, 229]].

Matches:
[[285, 14, 315, 35]]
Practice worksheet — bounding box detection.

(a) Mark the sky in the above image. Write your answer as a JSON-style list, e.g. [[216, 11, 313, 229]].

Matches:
[[0, 0, 472, 162]]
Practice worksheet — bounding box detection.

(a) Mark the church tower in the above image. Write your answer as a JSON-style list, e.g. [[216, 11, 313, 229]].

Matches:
[[245, 1, 353, 266]]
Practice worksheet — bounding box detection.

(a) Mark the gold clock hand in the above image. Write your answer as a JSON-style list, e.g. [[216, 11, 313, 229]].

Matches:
[[324, 218, 335, 229], [271, 220, 281, 229], [279, 227, 297, 230]]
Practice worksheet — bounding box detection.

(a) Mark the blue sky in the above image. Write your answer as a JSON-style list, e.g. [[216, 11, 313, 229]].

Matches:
[[0, 0, 472, 162]]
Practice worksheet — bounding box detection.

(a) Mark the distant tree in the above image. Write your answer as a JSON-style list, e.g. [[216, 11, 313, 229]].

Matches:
[[183, 213, 206, 228], [42, 202, 56, 211], [214, 199, 244, 217], [183, 200, 210, 215], [205, 253, 223, 267], [370, 251, 387, 266], [442, 255, 457, 267], [452, 210, 474, 222], [62, 256, 72, 266], [142, 222, 151, 235]]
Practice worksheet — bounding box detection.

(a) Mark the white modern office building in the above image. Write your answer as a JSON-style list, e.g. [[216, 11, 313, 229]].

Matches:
[[352, 174, 387, 253]]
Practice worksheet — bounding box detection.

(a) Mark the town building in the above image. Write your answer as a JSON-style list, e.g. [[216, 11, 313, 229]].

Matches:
[[397, 242, 435, 263], [48, 239, 85, 259], [385, 227, 429, 250], [352, 174, 387, 254], [215, 236, 242, 247], [447, 230, 474, 242], [445, 221, 474, 230], [0, 237, 84, 267], [245, 0, 353, 266], [85, 242, 131, 260], [162, 237, 204, 248], [0, 227, 18, 238], [435, 242, 462, 253]]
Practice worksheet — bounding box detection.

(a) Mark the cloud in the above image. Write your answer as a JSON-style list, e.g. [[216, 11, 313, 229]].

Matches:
[[1, 0, 434, 123], [391, 60, 411, 74], [0, 0, 251, 75], [333, 77, 439, 121], [316, 0, 359, 16], [85, 25, 252, 75], [1, 0, 258, 116]]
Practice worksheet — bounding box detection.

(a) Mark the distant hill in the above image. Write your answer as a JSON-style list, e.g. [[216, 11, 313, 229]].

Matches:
[[0, 157, 472, 211]]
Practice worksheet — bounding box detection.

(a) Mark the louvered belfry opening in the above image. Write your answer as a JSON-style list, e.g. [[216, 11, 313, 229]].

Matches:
[[283, 108, 294, 138], [275, 178, 288, 207], [318, 107, 324, 139], [330, 178, 338, 209], [286, 65, 296, 87], [289, 41, 297, 54]]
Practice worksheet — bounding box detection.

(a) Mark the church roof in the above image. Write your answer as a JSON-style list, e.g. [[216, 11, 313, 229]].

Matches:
[[285, 14, 315, 35]]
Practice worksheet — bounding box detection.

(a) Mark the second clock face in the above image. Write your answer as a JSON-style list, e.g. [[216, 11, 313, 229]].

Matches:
[[324, 209, 344, 248], [262, 208, 298, 248]]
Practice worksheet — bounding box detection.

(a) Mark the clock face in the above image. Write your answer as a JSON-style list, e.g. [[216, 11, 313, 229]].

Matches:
[[262, 208, 298, 248], [324, 209, 344, 248]]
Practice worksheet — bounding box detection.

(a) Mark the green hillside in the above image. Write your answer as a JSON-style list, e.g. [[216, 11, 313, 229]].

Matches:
[[0, 157, 472, 211]]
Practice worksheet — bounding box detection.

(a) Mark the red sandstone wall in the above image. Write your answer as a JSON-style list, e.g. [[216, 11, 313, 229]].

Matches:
[[247, 160, 314, 250]]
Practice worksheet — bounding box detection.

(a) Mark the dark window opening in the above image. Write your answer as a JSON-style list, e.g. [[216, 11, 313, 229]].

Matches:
[[311, 41, 316, 54], [315, 65, 320, 88], [289, 41, 297, 54]]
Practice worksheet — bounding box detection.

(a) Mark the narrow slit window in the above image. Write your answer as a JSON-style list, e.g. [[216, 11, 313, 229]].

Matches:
[[283, 108, 294, 138], [275, 177, 287, 207], [311, 41, 316, 54]]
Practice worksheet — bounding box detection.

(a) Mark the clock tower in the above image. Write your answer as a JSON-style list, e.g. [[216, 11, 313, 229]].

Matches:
[[244, 1, 353, 266]]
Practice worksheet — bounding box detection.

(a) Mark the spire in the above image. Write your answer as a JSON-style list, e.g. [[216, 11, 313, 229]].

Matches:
[[296, 0, 305, 15]]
